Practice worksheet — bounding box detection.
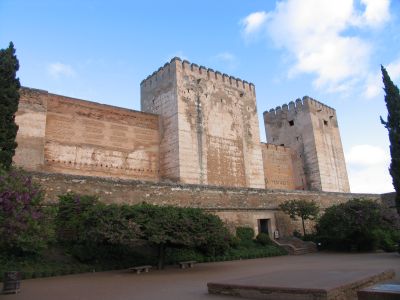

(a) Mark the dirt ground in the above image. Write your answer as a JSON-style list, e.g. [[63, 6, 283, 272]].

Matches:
[[2, 252, 399, 300]]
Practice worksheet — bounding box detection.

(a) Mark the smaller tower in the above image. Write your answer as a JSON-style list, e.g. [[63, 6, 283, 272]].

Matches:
[[263, 96, 350, 193]]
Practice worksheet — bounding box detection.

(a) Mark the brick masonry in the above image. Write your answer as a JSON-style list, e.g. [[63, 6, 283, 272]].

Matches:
[[141, 57, 265, 188], [264, 97, 350, 192], [12, 58, 379, 237], [15, 58, 351, 194], [31, 171, 387, 237], [14, 88, 160, 181]]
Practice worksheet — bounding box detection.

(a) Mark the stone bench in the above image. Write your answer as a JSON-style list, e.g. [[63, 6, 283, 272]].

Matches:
[[128, 265, 152, 274], [179, 261, 197, 269]]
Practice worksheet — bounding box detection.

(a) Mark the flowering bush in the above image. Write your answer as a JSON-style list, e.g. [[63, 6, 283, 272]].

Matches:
[[0, 168, 54, 256]]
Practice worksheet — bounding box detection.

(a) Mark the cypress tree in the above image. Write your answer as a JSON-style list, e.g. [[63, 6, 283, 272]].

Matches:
[[380, 65, 400, 214], [0, 42, 20, 169]]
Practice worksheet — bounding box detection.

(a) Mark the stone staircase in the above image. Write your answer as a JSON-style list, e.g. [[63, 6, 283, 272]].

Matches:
[[273, 237, 317, 255]]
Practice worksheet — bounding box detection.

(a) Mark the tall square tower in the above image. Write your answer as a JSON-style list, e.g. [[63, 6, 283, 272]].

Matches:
[[141, 57, 265, 188], [263, 97, 350, 192]]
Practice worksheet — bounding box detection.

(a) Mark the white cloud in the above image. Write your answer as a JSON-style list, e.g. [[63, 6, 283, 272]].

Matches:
[[240, 11, 269, 37], [345, 144, 394, 193], [346, 144, 389, 166], [47, 62, 76, 79], [241, 0, 392, 93], [348, 164, 393, 193], [365, 58, 400, 99], [358, 0, 391, 28]]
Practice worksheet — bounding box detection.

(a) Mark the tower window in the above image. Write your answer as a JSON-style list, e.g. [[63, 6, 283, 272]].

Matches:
[[289, 120, 294, 126], [280, 144, 285, 146], [323, 120, 328, 126]]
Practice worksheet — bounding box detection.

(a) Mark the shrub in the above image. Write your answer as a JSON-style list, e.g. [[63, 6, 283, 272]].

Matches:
[[128, 203, 231, 269], [0, 168, 54, 256], [256, 233, 272, 246], [316, 198, 400, 251], [56, 193, 142, 262], [165, 247, 205, 264], [236, 227, 254, 243]]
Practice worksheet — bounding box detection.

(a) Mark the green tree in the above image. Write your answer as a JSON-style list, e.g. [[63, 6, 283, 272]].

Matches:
[[129, 203, 230, 269], [56, 193, 142, 261], [0, 42, 20, 169], [381, 66, 400, 214], [316, 198, 400, 251], [279, 200, 319, 236]]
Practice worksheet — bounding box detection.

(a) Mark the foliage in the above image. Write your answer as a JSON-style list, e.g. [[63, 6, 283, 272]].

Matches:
[[236, 227, 255, 245], [56, 193, 142, 261], [0, 42, 20, 169], [165, 247, 206, 264], [56, 198, 231, 268], [381, 66, 400, 214], [227, 243, 287, 259], [316, 198, 400, 251], [256, 233, 273, 246], [279, 200, 319, 236], [128, 203, 231, 269], [0, 168, 54, 256]]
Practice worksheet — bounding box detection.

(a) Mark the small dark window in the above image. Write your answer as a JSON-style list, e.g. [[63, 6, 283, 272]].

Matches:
[[280, 144, 285, 146], [289, 120, 294, 126], [296, 136, 299, 141], [323, 120, 328, 126]]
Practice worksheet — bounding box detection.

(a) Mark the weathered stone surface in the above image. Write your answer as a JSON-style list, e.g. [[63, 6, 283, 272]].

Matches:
[[15, 59, 351, 194], [15, 87, 160, 181], [141, 58, 265, 189], [264, 97, 350, 192], [261, 143, 303, 190], [31, 171, 381, 236], [14, 88, 48, 170]]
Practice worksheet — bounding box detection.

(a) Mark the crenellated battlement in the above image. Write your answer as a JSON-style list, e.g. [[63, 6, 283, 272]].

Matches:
[[140, 58, 177, 88], [261, 142, 292, 152], [263, 96, 336, 120], [141, 57, 255, 92]]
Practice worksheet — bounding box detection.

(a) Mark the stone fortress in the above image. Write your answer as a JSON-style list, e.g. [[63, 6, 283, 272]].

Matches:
[[14, 57, 350, 193], [13, 57, 373, 237]]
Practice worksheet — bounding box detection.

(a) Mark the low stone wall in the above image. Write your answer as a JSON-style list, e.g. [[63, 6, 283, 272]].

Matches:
[[31, 171, 383, 236]]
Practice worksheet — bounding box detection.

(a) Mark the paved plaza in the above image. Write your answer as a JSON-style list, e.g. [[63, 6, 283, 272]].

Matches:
[[3, 252, 400, 300]]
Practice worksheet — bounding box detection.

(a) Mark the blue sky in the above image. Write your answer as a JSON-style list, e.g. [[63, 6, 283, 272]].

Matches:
[[1, 0, 399, 193]]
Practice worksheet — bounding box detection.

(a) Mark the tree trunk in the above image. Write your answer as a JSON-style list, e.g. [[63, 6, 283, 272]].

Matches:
[[157, 243, 166, 270], [301, 218, 306, 236]]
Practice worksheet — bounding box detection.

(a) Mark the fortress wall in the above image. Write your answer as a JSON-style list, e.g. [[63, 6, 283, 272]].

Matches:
[[175, 59, 265, 188], [31, 171, 381, 236], [14, 88, 48, 170], [15, 88, 160, 181], [261, 143, 296, 190], [141, 61, 180, 181]]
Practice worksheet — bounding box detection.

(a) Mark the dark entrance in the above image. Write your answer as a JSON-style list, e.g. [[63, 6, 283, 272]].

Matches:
[[258, 219, 270, 235]]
